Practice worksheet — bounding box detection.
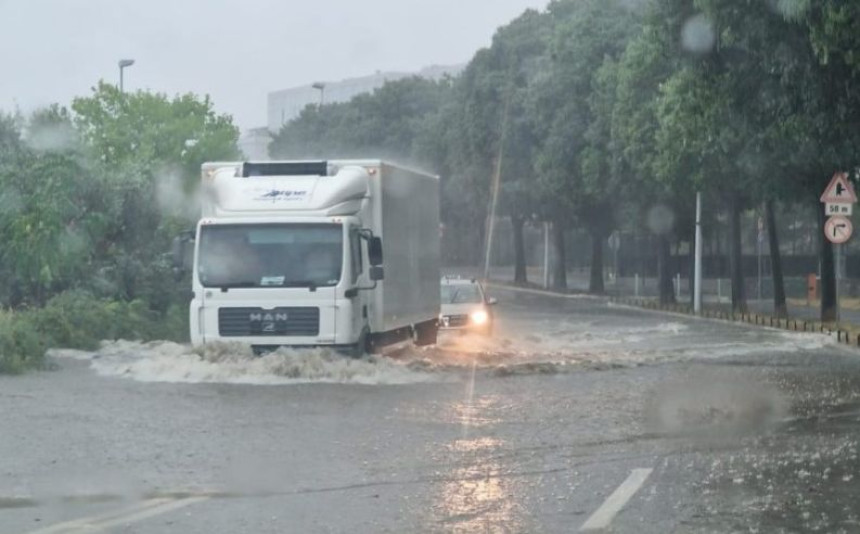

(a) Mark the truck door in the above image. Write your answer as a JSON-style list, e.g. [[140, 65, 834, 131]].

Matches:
[[348, 227, 368, 344]]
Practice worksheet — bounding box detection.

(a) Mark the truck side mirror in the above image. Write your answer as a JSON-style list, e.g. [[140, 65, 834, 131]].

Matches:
[[368, 237, 384, 266], [171, 232, 195, 272], [171, 237, 184, 269], [369, 266, 385, 281]]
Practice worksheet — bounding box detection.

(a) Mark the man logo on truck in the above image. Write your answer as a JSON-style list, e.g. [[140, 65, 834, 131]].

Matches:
[[251, 312, 288, 334], [250, 313, 289, 322]]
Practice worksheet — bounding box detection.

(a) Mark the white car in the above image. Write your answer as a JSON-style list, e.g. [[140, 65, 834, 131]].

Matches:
[[439, 278, 497, 335]]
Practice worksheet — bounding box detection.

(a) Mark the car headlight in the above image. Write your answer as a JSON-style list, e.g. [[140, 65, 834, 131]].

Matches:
[[470, 309, 488, 325]]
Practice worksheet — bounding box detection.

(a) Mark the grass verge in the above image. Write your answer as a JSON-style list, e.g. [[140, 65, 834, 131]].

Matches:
[[0, 290, 186, 374]]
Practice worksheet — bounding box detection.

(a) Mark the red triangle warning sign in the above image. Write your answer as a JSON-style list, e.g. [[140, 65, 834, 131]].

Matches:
[[820, 172, 857, 204]]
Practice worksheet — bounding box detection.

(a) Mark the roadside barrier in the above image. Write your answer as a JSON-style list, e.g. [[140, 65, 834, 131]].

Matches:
[[609, 297, 859, 348]]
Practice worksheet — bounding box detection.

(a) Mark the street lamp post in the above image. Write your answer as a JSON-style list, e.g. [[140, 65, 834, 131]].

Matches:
[[118, 59, 135, 93], [312, 82, 326, 107], [694, 192, 703, 313]]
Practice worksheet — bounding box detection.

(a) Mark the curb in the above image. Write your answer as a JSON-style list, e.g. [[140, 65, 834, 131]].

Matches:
[[484, 281, 604, 300], [609, 297, 860, 348]]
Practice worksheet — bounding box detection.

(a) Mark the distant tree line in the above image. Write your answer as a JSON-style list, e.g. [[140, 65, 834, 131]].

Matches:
[[270, 0, 860, 321]]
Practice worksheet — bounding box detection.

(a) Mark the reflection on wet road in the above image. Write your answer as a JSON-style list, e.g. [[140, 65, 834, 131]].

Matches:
[[3, 286, 860, 533]]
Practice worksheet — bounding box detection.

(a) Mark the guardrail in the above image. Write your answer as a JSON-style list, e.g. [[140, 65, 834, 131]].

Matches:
[[609, 297, 860, 348]]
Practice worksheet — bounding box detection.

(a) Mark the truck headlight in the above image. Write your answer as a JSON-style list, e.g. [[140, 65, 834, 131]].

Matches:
[[470, 309, 488, 325]]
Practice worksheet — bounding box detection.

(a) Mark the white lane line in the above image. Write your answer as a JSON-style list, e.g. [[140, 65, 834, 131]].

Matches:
[[580, 468, 653, 532], [93, 496, 209, 530], [23, 500, 171, 534], [22, 497, 209, 534]]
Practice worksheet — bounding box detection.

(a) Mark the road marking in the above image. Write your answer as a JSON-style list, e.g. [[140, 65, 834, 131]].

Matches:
[[580, 468, 653, 531], [23, 500, 171, 534], [91, 496, 208, 530], [22, 496, 208, 534]]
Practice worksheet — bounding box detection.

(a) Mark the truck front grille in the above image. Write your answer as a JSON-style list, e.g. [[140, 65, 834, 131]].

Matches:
[[218, 307, 320, 337]]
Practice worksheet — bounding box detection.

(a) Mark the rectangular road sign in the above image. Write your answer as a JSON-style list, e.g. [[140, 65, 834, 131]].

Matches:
[[826, 202, 853, 216]]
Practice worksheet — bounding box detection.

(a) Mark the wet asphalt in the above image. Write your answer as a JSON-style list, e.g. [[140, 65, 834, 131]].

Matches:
[[2, 287, 860, 533]]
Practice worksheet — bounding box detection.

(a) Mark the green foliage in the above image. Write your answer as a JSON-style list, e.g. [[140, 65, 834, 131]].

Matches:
[[0, 309, 48, 374], [0, 84, 238, 372], [270, 76, 452, 163], [0, 290, 188, 374], [72, 81, 241, 197]]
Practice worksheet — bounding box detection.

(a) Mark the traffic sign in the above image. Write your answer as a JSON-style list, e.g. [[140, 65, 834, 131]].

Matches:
[[826, 202, 853, 216], [820, 172, 857, 204], [825, 215, 853, 244]]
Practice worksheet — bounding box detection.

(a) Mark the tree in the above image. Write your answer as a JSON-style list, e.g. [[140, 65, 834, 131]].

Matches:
[[533, 0, 640, 293], [68, 83, 240, 306], [72, 81, 240, 199], [610, 4, 687, 304]]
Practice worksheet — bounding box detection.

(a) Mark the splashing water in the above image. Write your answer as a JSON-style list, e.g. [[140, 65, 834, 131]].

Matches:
[[51, 340, 436, 386]]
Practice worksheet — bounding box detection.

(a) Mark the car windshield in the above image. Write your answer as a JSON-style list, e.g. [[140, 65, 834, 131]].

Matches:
[[441, 283, 483, 304], [197, 223, 343, 288]]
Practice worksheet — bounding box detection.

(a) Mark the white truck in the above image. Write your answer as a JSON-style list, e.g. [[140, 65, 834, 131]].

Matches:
[[173, 160, 441, 355]]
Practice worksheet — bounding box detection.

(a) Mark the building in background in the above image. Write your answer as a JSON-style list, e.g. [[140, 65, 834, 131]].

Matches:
[[266, 64, 464, 134]]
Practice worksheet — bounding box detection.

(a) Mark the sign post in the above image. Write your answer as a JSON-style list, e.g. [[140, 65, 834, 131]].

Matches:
[[694, 192, 703, 313], [608, 231, 621, 284], [820, 172, 857, 322], [757, 215, 764, 301]]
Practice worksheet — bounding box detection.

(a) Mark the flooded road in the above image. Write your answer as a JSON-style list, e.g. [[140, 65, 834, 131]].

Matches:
[[3, 287, 860, 533]]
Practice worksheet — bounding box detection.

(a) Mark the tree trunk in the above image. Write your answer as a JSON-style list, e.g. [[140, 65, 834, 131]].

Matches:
[[589, 231, 605, 294], [819, 205, 837, 322], [658, 235, 675, 305], [511, 215, 527, 285], [552, 220, 567, 291], [766, 200, 787, 318], [729, 194, 748, 313]]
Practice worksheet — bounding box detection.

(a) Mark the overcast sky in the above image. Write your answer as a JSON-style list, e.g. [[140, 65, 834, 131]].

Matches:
[[1, 0, 548, 130]]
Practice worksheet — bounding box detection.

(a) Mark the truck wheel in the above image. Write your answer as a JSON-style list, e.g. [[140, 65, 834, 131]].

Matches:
[[414, 322, 437, 346]]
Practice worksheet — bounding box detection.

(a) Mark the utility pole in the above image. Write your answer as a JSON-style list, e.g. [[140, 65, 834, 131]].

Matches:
[[543, 222, 550, 289], [694, 192, 703, 313], [482, 93, 512, 281], [757, 213, 764, 301]]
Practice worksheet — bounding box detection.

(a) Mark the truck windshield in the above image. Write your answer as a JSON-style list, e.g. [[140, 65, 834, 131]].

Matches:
[[197, 223, 343, 289]]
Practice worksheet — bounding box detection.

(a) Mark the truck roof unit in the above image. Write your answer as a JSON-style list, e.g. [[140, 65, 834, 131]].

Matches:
[[201, 161, 371, 218]]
